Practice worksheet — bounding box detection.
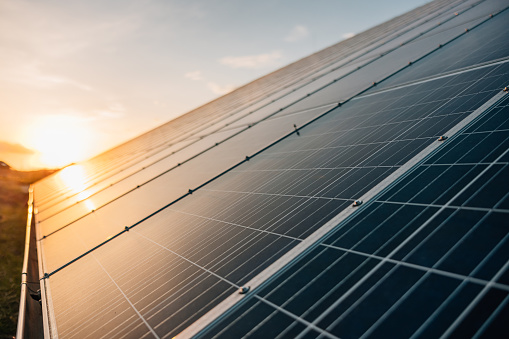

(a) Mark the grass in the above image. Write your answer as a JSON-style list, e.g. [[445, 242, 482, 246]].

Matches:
[[0, 168, 55, 338]]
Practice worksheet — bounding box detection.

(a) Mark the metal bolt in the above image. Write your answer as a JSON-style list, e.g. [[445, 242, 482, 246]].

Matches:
[[239, 286, 250, 294], [293, 124, 301, 136], [352, 200, 363, 207], [504, 87, 508, 92]]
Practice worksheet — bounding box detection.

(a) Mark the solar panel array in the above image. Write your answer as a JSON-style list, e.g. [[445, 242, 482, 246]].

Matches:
[[29, 0, 509, 338], [201, 75, 509, 339]]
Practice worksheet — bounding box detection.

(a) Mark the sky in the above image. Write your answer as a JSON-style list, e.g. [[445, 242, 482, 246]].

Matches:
[[0, 0, 430, 170]]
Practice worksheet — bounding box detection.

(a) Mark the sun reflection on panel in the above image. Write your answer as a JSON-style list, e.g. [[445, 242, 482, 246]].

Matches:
[[84, 199, 96, 212], [58, 164, 95, 211]]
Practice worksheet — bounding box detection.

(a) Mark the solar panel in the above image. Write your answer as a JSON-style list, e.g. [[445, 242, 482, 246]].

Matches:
[[281, 0, 509, 115], [198, 88, 509, 339], [21, 0, 509, 338], [377, 2, 509, 90]]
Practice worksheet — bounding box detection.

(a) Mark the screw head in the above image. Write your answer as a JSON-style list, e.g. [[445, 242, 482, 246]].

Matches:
[[352, 200, 363, 207], [239, 286, 250, 294]]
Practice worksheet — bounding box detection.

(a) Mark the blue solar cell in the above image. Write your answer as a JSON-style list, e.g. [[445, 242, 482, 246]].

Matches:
[[202, 88, 509, 338]]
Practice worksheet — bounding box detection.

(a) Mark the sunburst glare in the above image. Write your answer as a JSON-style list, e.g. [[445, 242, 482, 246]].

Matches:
[[25, 115, 94, 168]]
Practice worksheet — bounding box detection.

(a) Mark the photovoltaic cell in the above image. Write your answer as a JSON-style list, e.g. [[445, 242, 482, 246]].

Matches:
[[34, 126, 249, 223], [37, 105, 332, 240], [376, 4, 509, 90], [281, 0, 507, 115], [204, 95, 509, 338]]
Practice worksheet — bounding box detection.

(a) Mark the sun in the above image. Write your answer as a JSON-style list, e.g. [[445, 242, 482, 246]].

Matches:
[[25, 114, 94, 168]]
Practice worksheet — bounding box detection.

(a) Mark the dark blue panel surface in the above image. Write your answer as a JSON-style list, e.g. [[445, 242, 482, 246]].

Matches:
[[202, 89, 509, 338]]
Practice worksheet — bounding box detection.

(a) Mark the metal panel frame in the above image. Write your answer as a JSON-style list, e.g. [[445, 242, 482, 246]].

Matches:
[[36, 212, 59, 338]]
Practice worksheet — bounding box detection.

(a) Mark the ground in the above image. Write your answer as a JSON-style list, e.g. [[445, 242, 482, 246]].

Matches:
[[0, 167, 55, 338]]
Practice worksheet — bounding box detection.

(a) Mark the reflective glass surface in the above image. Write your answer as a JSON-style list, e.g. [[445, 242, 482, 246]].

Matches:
[[33, 1, 509, 337], [206, 96, 509, 338]]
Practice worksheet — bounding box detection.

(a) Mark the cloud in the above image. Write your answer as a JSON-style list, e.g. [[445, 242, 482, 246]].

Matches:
[[2, 61, 92, 91], [185, 70, 235, 95], [220, 51, 283, 69], [285, 25, 310, 42], [0, 0, 143, 59], [207, 82, 235, 95], [185, 70, 204, 81], [342, 32, 356, 39], [94, 106, 125, 119], [0, 141, 35, 154]]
